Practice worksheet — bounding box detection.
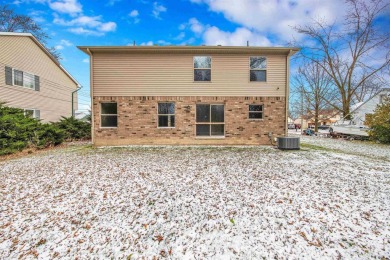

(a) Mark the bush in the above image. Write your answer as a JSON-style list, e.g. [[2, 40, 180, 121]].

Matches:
[[31, 124, 65, 149], [0, 104, 39, 155], [365, 101, 390, 144], [0, 103, 91, 155], [54, 116, 91, 141]]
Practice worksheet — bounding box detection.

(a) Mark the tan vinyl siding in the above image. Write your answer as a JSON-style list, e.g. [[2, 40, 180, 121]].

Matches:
[[0, 35, 78, 122], [92, 53, 287, 97]]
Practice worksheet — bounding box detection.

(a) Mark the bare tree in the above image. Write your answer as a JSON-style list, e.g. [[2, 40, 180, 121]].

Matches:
[[353, 73, 387, 102], [294, 0, 390, 119], [288, 99, 301, 122], [293, 60, 337, 131], [0, 4, 61, 61]]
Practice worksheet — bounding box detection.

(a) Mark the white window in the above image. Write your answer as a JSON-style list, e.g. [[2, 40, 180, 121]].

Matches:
[[24, 109, 40, 119], [194, 56, 211, 81], [158, 103, 175, 128], [13, 69, 23, 86], [101, 103, 118, 128], [12, 69, 36, 89], [196, 104, 224, 136], [250, 57, 267, 82], [23, 72, 35, 89], [249, 105, 263, 119]]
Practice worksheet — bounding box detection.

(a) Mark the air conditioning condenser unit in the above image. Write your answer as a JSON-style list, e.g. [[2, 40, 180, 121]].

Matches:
[[277, 137, 300, 150]]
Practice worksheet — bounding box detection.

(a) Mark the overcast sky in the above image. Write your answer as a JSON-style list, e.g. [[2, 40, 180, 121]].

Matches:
[[4, 0, 389, 111]]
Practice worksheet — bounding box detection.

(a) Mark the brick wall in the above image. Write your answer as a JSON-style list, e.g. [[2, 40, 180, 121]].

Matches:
[[93, 96, 286, 145]]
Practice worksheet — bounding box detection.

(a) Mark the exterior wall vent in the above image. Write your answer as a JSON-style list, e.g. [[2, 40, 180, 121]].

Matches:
[[277, 137, 300, 150]]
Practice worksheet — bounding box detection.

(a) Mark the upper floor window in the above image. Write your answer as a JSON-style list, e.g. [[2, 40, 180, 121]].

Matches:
[[101, 102, 118, 128], [194, 56, 211, 81], [158, 102, 175, 128], [250, 57, 267, 82], [13, 69, 36, 89], [4, 66, 40, 91]]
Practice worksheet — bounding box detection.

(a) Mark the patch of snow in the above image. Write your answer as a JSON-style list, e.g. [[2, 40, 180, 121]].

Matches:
[[299, 135, 390, 161], [0, 144, 389, 258]]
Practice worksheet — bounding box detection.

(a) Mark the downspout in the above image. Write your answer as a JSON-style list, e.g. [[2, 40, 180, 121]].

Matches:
[[285, 50, 293, 136], [72, 86, 82, 117], [86, 48, 95, 145]]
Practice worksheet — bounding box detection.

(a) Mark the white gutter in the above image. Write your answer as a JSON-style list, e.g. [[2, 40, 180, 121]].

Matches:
[[285, 49, 293, 136], [86, 48, 95, 145]]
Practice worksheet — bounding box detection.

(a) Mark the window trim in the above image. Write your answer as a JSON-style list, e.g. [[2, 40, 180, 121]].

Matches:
[[248, 104, 264, 120], [249, 56, 267, 83], [100, 102, 118, 128], [195, 103, 225, 137], [193, 56, 212, 82], [157, 102, 175, 128], [12, 68, 36, 90], [24, 109, 40, 119]]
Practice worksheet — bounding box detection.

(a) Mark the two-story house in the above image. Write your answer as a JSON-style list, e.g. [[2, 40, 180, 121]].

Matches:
[[78, 46, 298, 145], [0, 32, 79, 122]]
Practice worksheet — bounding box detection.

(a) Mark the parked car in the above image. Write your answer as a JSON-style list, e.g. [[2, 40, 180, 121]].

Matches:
[[288, 124, 295, 129]]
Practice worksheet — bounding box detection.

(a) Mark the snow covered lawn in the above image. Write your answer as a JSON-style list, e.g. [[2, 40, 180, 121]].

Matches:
[[1, 141, 389, 259], [300, 135, 390, 161]]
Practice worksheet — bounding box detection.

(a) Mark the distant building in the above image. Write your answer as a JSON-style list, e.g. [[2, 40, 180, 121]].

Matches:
[[350, 88, 390, 127], [294, 110, 342, 129], [0, 32, 80, 122], [75, 111, 90, 122]]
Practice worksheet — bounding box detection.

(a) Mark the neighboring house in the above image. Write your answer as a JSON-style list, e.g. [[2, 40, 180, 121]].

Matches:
[[294, 110, 342, 129], [350, 88, 390, 127], [78, 46, 299, 145], [294, 116, 311, 129], [75, 111, 90, 122], [0, 32, 80, 122], [307, 110, 341, 127]]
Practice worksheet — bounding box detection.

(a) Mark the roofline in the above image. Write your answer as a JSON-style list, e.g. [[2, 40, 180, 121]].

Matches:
[[0, 32, 33, 37], [0, 32, 80, 87], [78, 45, 300, 55]]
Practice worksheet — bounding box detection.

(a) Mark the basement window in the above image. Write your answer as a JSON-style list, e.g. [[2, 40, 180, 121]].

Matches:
[[249, 105, 263, 119], [101, 103, 117, 128], [194, 56, 211, 81], [250, 57, 267, 82], [24, 109, 40, 120], [196, 104, 224, 136], [158, 102, 175, 128]]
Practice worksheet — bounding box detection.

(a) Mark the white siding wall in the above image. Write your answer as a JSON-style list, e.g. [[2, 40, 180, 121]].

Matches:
[[352, 89, 390, 126]]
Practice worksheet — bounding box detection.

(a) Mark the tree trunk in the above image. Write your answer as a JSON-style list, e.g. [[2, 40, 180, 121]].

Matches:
[[343, 105, 351, 120], [314, 110, 319, 132]]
